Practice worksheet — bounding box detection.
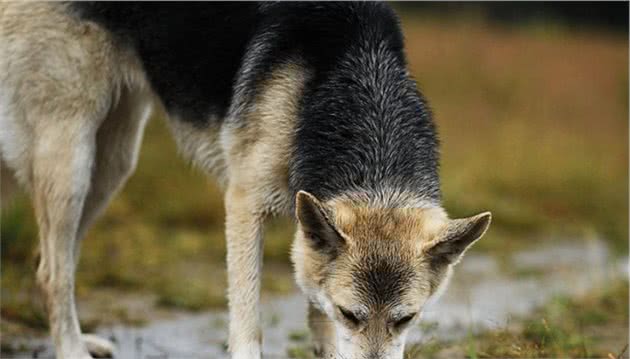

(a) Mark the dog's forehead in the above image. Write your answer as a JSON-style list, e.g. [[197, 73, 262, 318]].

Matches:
[[324, 200, 445, 309], [349, 253, 420, 309], [332, 239, 430, 311], [329, 201, 447, 244]]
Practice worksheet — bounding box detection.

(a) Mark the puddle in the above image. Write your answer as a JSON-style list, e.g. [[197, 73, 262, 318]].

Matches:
[[5, 238, 628, 358]]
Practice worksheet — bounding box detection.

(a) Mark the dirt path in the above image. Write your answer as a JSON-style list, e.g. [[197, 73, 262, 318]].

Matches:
[[6, 238, 627, 358]]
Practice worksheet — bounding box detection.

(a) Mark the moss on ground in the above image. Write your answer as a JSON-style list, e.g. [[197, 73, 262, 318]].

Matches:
[[406, 280, 629, 358]]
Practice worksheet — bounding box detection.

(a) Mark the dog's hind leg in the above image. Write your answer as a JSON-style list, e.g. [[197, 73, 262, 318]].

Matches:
[[31, 118, 100, 359], [76, 89, 152, 252], [0, 4, 142, 356], [74, 89, 152, 358]]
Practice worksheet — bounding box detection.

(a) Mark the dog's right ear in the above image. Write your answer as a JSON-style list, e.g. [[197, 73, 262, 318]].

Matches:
[[423, 212, 491, 271], [295, 190, 344, 256]]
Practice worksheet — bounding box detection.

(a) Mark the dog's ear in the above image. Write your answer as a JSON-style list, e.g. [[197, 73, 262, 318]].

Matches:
[[423, 212, 491, 270], [295, 190, 344, 256]]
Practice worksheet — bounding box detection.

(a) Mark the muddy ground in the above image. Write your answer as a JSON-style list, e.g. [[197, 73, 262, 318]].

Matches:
[[4, 238, 627, 359]]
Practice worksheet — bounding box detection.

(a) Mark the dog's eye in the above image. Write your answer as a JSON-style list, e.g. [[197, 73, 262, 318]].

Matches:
[[394, 313, 416, 328], [338, 306, 361, 326]]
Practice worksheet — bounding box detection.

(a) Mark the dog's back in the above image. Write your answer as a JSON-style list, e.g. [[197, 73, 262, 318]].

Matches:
[[70, 1, 440, 206], [72, 3, 259, 124]]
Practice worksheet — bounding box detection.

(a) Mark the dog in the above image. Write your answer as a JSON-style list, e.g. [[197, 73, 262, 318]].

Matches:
[[0, 2, 491, 358]]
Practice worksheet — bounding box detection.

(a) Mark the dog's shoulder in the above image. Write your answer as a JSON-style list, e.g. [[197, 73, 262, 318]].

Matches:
[[222, 2, 441, 207]]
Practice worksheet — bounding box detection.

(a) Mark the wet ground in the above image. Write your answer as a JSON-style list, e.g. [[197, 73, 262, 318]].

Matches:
[[6, 238, 628, 359]]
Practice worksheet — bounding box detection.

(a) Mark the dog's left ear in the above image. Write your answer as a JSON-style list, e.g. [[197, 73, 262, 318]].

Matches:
[[295, 190, 345, 256], [423, 212, 491, 269]]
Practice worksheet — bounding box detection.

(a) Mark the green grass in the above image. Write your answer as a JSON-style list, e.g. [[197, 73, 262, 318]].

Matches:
[[288, 329, 310, 342], [406, 280, 629, 358], [286, 345, 314, 359]]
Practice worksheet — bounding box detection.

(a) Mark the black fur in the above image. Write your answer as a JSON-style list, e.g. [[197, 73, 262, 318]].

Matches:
[[72, 2, 259, 123], [352, 254, 416, 309], [73, 2, 440, 204]]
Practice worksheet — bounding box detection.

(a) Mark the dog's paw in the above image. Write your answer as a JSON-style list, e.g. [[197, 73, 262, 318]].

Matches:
[[82, 334, 115, 358]]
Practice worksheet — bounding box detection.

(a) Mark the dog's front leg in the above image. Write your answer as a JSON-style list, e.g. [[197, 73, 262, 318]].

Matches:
[[225, 184, 265, 359], [308, 302, 336, 358]]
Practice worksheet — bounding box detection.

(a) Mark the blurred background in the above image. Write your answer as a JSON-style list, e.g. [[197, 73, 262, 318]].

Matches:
[[2, 2, 628, 358]]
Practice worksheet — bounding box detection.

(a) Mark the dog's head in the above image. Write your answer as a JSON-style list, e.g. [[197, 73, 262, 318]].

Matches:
[[291, 191, 491, 358]]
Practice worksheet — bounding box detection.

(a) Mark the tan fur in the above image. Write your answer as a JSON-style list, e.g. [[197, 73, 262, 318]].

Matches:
[[219, 61, 312, 358], [328, 198, 448, 246], [222, 60, 311, 214], [0, 2, 148, 188], [161, 60, 313, 359], [1, 3, 315, 357], [166, 117, 227, 185], [308, 302, 336, 357], [292, 192, 490, 358], [1, 3, 151, 358], [75, 87, 153, 258]]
